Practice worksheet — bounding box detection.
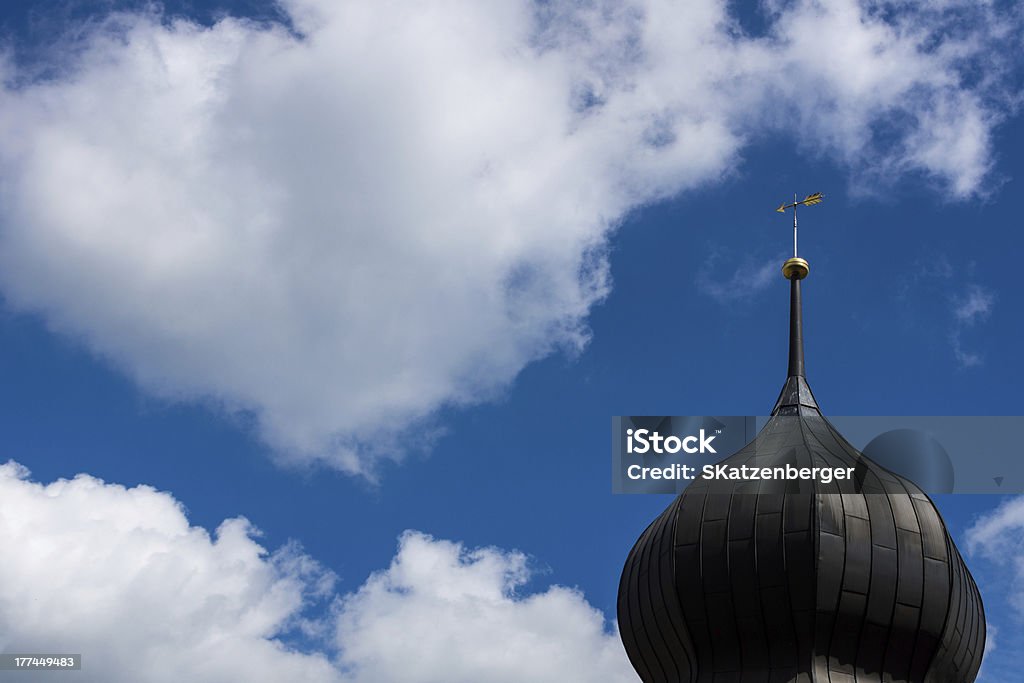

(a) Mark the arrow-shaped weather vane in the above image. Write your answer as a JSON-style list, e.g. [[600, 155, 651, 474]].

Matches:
[[775, 192, 824, 257]]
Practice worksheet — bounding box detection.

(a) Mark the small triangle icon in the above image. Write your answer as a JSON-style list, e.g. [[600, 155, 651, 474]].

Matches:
[[994, 476, 1004, 486]]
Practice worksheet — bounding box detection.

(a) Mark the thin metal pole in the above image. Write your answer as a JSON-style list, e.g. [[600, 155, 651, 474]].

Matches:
[[792, 192, 798, 257]]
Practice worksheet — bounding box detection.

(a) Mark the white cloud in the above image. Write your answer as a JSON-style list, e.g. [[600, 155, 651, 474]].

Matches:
[[334, 531, 636, 683], [951, 336, 983, 368], [0, 460, 344, 682], [965, 496, 1024, 682], [0, 0, 1017, 473], [984, 623, 997, 657], [899, 258, 996, 367], [951, 283, 995, 367], [955, 284, 995, 325], [966, 495, 1024, 613], [0, 461, 635, 683], [698, 252, 781, 303]]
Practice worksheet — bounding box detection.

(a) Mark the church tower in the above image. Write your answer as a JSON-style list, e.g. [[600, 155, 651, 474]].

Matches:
[[617, 196, 986, 682]]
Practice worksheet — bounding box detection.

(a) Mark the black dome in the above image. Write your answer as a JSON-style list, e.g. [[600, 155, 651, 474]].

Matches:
[[617, 264, 985, 682]]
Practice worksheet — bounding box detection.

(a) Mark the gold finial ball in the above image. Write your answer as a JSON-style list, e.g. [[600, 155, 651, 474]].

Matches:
[[782, 257, 809, 280]]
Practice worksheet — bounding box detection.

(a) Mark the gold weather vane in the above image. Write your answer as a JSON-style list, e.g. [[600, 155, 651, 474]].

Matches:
[[775, 192, 824, 258]]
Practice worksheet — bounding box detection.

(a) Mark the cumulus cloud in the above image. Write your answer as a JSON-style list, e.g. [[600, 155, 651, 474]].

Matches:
[[0, 460, 343, 682], [0, 461, 634, 683], [0, 0, 1018, 473], [334, 532, 636, 683], [965, 496, 1024, 682], [966, 495, 1024, 613]]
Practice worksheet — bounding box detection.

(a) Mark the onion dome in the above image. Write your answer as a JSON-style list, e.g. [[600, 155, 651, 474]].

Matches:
[[617, 252, 985, 682]]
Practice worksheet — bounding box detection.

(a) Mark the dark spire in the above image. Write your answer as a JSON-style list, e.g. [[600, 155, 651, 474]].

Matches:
[[772, 256, 820, 415], [769, 192, 824, 416], [787, 270, 805, 377]]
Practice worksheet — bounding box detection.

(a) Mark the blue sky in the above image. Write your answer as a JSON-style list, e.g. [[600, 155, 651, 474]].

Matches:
[[0, 1, 1022, 681]]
